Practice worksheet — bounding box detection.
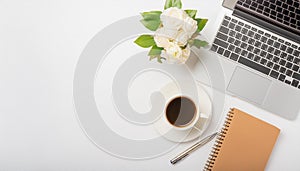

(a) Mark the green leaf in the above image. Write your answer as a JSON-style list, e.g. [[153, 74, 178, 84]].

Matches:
[[141, 11, 162, 20], [185, 10, 197, 19], [164, 0, 182, 9], [140, 11, 162, 31], [149, 56, 157, 61], [140, 20, 161, 31], [189, 39, 209, 48], [148, 45, 164, 56], [134, 35, 156, 48], [195, 18, 208, 32]]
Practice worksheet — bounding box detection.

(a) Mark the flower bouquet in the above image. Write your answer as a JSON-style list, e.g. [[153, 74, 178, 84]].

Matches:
[[134, 0, 208, 64]]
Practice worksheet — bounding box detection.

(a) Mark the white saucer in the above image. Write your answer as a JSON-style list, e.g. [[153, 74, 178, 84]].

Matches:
[[154, 82, 212, 143]]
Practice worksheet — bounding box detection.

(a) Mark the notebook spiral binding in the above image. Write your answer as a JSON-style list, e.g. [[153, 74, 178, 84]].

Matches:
[[203, 108, 235, 171]]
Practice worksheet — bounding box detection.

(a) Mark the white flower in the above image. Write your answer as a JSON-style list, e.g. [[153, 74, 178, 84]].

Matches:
[[164, 42, 182, 61], [161, 7, 185, 30], [175, 29, 190, 46], [162, 44, 191, 64], [154, 35, 170, 48], [183, 16, 198, 37], [151, 7, 196, 64], [181, 45, 191, 63], [154, 27, 177, 46]]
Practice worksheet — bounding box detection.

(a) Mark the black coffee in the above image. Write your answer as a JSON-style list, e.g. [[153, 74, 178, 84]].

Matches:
[[166, 96, 196, 127]]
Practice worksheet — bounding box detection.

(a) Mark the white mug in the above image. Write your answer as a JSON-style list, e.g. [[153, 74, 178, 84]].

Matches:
[[161, 86, 208, 133]]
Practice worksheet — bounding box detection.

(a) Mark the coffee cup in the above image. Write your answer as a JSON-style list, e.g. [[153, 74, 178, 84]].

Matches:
[[164, 96, 199, 130], [154, 81, 212, 142], [163, 94, 204, 132]]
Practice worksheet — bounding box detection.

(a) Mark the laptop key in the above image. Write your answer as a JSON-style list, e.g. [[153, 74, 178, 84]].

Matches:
[[287, 0, 293, 5], [267, 61, 274, 68], [294, 58, 300, 65], [280, 44, 287, 51], [273, 64, 280, 71], [211, 44, 218, 52], [224, 16, 231, 20], [261, 36, 267, 43], [294, 50, 300, 57], [254, 48, 261, 54], [222, 20, 229, 27], [236, 33, 242, 39], [280, 67, 287, 74], [234, 40, 241, 46], [286, 70, 293, 76], [235, 47, 242, 54], [241, 42, 247, 48], [285, 42, 291, 46], [214, 39, 229, 49], [274, 42, 280, 48], [229, 30, 236, 37], [254, 41, 262, 48], [260, 51, 267, 58], [216, 32, 228, 41], [217, 47, 225, 55], [247, 45, 254, 52], [238, 57, 271, 75], [292, 65, 299, 72], [270, 70, 279, 79], [285, 80, 291, 85], [254, 56, 261, 62], [274, 49, 281, 56], [219, 26, 229, 34], [292, 72, 300, 81], [241, 50, 248, 56], [279, 59, 286, 66], [267, 39, 274, 46], [272, 57, 280, 63], [279, 74, 286, 81], [286, 62, 293, 69], [230, 53, 239, 61], [242, 28, 248, 34], [224, 50, 231, 58], [266, 54, 273, 60], [242, 35, 248, 42], [267, 46, 275, 53], [228, 37, 235, 43], [280, 52, 288, 59], [247, 53, 254, 59], [292, 80, 299, 87], [261, 44, 268, 51], [287, 47, 293, 54], [287, 55, 294, 62], [260, 58, 267, 65]]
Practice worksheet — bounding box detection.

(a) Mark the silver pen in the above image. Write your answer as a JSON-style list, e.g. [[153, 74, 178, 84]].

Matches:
[[170, 132, 218, 165]]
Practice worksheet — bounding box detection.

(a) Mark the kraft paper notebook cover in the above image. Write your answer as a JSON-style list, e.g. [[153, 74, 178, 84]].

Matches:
[[204, 108, 280, 171]]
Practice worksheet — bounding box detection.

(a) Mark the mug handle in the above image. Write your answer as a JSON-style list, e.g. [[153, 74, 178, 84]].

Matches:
[[192, 113, 209, 132]]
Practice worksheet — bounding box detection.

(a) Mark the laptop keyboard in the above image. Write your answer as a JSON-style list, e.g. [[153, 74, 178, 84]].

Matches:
[[211, 15, 300, 89], [235, 0, 300, 34]]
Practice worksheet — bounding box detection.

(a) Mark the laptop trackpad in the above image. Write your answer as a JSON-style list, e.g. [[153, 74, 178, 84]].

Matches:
[[227, 67, 271, 104]]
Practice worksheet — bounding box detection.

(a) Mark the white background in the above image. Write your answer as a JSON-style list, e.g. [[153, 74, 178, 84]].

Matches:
[[1, 0, 300, 170]]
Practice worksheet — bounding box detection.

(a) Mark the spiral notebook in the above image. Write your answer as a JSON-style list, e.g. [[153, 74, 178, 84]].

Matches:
[[204, 108, 280, 171]]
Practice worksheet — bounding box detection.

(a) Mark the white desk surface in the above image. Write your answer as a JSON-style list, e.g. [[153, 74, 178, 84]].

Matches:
[[1, 0, 299, 170]]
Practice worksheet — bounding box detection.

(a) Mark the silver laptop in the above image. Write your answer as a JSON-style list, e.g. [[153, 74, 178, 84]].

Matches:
[[203, 0, 300, 120]]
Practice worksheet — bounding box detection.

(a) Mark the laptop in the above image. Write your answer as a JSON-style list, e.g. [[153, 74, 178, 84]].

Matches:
[[207, 0, 300, 120]]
